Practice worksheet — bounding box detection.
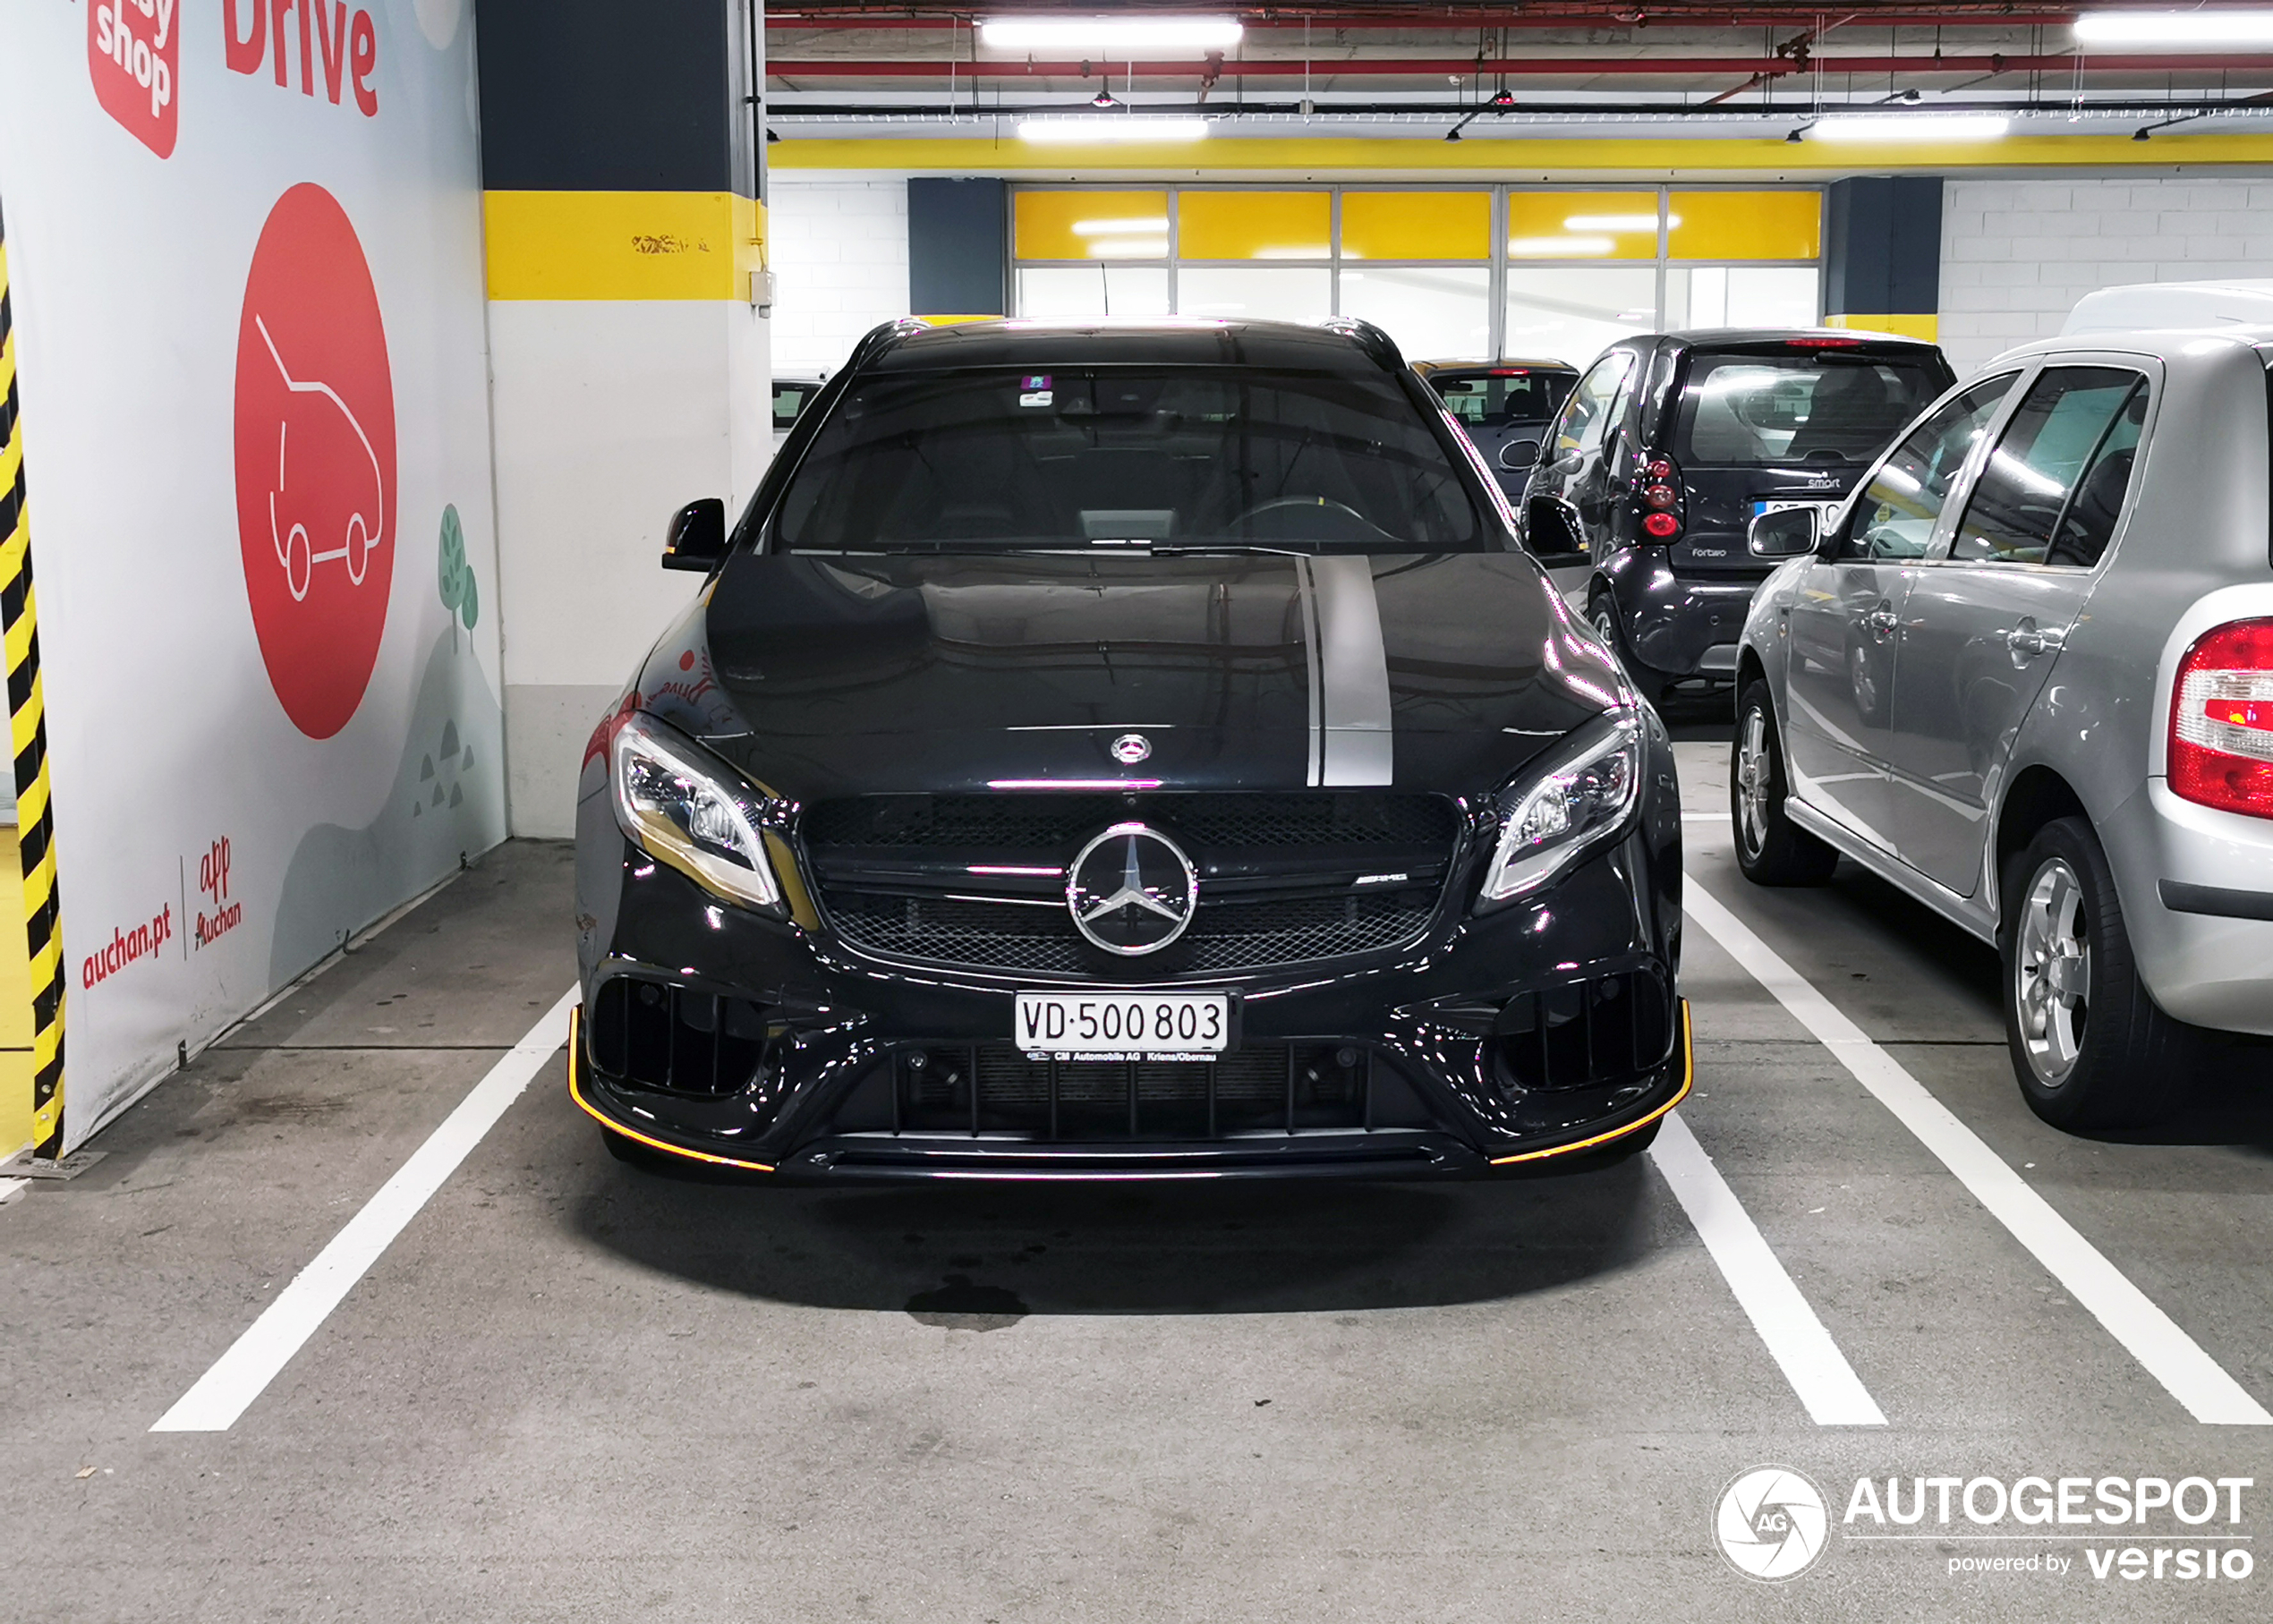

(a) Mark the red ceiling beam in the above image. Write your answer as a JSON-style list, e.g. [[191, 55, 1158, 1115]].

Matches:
[[765, 9, 2083, 27], [770, 53, 2273, 78]]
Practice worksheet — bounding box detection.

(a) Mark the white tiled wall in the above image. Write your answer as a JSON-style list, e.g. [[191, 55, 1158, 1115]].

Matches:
[[767, 178, 912, 378], [1939, 176, 2273, 374]]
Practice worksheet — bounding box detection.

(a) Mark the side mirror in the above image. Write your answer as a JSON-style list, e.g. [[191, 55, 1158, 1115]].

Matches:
[[1748, 506, 1819, 559], [661, 498, 727, 572], [1499, 437, 1541, 472]]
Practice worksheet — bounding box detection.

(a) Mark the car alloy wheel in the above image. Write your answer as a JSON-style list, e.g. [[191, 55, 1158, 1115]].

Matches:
[[1734, 703, 1772, 858], [2013, 855, 2090, 1087]]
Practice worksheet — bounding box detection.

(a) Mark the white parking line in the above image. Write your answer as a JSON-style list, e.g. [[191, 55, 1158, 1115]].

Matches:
[[151, 987, 579, 1433], [1683, 881, 2273, 1426], [1648, 1111, 1887, 1426]]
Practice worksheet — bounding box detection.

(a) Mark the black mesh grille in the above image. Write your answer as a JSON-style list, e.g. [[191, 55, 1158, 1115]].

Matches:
[[803, 792, 1457, 853], [803, 791, 1460, 975], [822, 890, 1435, 975]]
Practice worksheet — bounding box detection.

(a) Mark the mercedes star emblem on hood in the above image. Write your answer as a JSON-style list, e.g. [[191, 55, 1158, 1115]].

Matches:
[[1067, 822, 1197, 956]]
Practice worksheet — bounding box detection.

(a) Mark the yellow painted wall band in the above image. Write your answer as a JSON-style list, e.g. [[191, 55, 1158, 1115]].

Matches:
[[484, 191, 767, 302], [1826, 312, 1941, 343], [774, 132, 2273, 175]]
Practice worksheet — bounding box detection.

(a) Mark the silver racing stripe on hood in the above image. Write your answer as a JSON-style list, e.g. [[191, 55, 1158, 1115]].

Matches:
[[1297, 555, 1394, 786]]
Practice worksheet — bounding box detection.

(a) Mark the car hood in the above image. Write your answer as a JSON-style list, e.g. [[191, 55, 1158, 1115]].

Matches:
[[631, 550, 1619, 798]]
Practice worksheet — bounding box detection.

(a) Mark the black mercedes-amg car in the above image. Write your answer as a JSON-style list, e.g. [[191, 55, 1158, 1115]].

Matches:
[[570, 317, 1688, 1180]]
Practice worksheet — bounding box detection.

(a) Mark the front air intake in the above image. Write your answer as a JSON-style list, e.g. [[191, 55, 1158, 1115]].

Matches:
[[1493, 966, 1674, 1093], [588, 975, 778, 1098]]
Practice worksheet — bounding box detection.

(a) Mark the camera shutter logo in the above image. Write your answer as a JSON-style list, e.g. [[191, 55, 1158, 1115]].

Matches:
[[1066, 823, 1196, 956], [1715, 1467, 1829, 1582]]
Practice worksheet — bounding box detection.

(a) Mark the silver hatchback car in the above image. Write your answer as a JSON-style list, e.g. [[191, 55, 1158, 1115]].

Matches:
[[1730, 326, 2273, 1129]]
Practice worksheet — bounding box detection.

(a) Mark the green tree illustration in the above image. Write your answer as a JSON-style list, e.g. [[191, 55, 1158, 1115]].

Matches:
[[438, 504, 479, 648]]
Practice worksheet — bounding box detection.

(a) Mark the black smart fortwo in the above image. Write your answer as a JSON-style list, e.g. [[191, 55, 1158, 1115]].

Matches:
[[570, 318, 1687, 1180]]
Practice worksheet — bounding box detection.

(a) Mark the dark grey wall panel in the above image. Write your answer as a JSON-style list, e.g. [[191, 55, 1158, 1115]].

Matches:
[[908, 179, 1009, 316], [477, 0, 758, 197], [1826, 176, 1943, 316]]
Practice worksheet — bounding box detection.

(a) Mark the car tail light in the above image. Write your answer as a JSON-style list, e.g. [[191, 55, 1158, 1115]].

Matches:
[[1638, 455, 1682, 540], [2169, 618, 2273, 818], [1784, 336, 1865, 348]]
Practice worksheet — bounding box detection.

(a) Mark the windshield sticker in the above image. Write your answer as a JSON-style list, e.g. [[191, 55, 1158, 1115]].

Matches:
[[1019, 389, 1054, 407]]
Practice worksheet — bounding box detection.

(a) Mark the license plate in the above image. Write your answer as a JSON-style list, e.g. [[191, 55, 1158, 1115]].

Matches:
[[1015, 991, 1230, 1061], [1752, 497, 1829, 519]]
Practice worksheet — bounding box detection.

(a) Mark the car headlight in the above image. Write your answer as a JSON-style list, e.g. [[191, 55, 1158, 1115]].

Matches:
[[1477, 712, 1645, 906], [610, 712, 784, 914]]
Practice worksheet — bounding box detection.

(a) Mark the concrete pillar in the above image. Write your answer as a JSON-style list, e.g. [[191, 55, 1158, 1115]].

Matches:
[[476, 0, 770, 837], [1824, 176, 1943, 345]]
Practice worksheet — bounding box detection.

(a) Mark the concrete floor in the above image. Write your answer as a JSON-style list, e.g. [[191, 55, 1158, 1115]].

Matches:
[[6, 728, 2273, 1620]]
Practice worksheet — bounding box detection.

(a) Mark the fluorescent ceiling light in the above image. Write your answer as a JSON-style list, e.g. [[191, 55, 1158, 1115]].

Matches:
[[1071, 217, 1170, 234], [1507, 234, 1616, 257], [1809, 114, 2010, 142], [2075, 9, 2273, 46], [982, 16, 1244, 53], [1086, 237, 1171, 258], [1017, 116, 1209, 144], [1562, 214, 1671, 232]]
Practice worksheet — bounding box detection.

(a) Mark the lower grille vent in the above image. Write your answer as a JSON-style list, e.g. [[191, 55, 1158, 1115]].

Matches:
[[589, 975, 776, 1098], [890, 1042, 1377, 1138], [1494, 967, 1674, 1093]]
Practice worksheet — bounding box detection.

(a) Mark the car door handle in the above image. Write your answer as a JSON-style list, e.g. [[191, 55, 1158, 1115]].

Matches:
[[1866, 607, 1899, 640], [2005, 625, 2064, 659]]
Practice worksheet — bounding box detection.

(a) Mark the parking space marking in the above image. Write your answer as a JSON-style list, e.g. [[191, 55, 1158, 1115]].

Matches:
[[1684, 881, 2273, 1426], [1648, 1110, 1887, 1426], [151, 986, 579, 1433]]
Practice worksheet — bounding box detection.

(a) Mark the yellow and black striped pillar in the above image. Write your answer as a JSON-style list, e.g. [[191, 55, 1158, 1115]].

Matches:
[[0, 197, 66, 1160]]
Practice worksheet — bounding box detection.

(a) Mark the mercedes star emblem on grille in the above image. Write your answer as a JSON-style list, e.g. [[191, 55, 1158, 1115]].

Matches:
[[1111, 733, 1153, 764], [1066, 821, 1196, 956]]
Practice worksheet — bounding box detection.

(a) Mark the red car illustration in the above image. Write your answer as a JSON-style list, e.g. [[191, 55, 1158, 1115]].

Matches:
[[256, 314, 387, 602]]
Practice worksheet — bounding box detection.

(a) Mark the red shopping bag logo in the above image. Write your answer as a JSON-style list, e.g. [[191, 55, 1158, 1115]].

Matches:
[[233, 184, 396, 739], [89, 0, 180, 158]]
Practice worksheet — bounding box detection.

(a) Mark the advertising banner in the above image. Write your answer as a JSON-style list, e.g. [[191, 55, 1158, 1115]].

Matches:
[[0, 0, 505, 1149]]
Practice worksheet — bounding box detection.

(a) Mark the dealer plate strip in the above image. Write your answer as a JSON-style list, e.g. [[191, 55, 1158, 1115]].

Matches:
[[1685, 878, 2273, 1427]]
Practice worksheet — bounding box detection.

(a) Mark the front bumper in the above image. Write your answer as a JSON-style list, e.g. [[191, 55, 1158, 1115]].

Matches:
[[571, 794, 1688, 1181]]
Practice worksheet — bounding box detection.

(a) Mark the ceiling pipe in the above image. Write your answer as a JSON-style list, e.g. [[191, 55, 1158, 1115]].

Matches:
[[765, 8, 2086, 29], [769, 52, 2273, 79]]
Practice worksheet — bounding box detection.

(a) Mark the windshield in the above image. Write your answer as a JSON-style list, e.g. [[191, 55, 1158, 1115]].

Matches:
[[1669, 349, 1943, 468], [1429, 370, 1574, 429], [771, 366, 1487, 554]]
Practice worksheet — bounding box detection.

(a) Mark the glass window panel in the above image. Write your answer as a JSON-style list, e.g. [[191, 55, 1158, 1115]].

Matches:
[[1670, 349, 1945, 469], [1340, 191, 1491, 260], [1835, 377, 2015, 561], [1665, 266, 1821, 328], [1951, 369, 2146, 567], [1174, 266, 1331, 322], [1014, 191, 1171, 260], [1554, 352, 1639, 458], [1506, 191, 1659, 261], [1504, 268, 1658, 365], [1338, 267, 1490, 362], [1668, 191, 1821, 260], [1179, 191, 1331, 259], [1017, 266, 1171, 319]]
